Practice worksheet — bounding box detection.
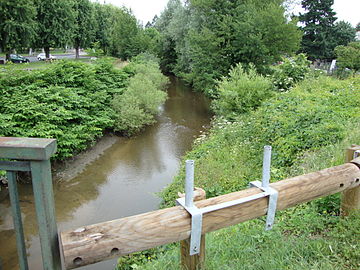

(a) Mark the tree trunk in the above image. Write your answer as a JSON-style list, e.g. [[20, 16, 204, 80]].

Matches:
[[75, 47, 80, 59], [44, 47, 50, 59], [5, 52, 11, 61]]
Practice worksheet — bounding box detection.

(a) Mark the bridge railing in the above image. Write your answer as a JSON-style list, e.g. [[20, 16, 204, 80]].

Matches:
[[0, 137, 61, 270]]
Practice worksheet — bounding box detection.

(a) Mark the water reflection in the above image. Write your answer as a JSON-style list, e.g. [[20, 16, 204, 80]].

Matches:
[[0, 77, 212, 270]]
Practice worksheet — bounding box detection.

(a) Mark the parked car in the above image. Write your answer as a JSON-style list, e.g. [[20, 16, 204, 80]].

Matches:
[[9, 54, 30, 63], [37, 53, 57, 61]]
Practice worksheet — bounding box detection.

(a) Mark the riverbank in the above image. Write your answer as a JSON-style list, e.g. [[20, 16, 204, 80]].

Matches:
[[139, 74, 360, 269], [52, 134, 121, 182], [0, 54, 167, 162]]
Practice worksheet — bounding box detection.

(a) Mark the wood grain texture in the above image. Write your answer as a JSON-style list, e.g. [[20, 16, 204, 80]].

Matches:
[[179, 188, 206, 270], [341, 147, 360, 216], [60, 163, 360, 269]]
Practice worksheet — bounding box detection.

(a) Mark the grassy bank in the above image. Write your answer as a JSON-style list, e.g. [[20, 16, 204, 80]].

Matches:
[[137, 73, 360, 269]]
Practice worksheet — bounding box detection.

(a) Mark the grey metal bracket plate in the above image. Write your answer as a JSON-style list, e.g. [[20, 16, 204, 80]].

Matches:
[[176, 181, 279, 255], [249, 180, 279, 230]]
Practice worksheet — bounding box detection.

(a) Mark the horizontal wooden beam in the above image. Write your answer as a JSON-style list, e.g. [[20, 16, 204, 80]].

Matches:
[[60, 163, 360, 269]]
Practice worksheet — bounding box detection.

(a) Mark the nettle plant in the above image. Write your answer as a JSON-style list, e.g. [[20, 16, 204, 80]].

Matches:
[[272, 54, 311, 92]]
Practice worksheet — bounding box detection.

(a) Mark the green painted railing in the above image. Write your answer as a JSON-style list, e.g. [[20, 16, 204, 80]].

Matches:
[[0, 137, 61, 270]]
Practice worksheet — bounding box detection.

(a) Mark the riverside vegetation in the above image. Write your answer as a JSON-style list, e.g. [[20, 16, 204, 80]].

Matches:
[[119, 58, 360, 269], [0, 55, 168, 160]]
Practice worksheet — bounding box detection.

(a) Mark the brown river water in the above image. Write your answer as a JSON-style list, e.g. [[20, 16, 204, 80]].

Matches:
[[0, 77, 212, 270]]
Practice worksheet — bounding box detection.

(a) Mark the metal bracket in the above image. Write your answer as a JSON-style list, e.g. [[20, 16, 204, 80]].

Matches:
[[176, 146, 279, 255]]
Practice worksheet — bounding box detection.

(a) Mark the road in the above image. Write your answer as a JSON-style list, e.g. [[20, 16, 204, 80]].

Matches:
[[0, 52, 89, 62]]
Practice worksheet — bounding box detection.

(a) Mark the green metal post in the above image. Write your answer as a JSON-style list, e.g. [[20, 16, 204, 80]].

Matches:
[[0, 137, 61, 270], [6, 171, 29, 270], [30, 160, 61, 270]]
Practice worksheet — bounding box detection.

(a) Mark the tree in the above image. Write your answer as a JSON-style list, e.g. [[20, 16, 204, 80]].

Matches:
[[157, 0, 301, 93], [155, 0, 183, 73], [74, 0, 95, 58], [0, 0, 36, 60], [332, 21, 356, 47], [93, 3, 112, 54], [335, 42, 360, 72], [35, 0, 76, 58], [356, 22, 360, 32], [299, 0, 337, 60], [109, 7, 142, 60]]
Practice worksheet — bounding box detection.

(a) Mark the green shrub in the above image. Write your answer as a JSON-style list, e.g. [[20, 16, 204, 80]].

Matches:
[[212, 63, 273, 119], [272, 53, 311, 91], [112, 59, 168, 135], [0, 60, 129, 160], [335, 42, 360, 72]]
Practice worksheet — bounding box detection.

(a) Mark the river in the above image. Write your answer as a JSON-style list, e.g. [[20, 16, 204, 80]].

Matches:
[[0, 77, 212, 270]]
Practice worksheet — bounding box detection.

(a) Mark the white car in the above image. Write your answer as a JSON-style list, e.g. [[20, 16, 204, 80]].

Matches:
[[37, 53, 57, 61]]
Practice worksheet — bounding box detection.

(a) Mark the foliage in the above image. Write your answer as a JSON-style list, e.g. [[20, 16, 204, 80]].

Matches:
[[85, 41, 104, 57], [212, 64, 273, 119], [112, 58, 168, 135], [34, 0, 76, 57], [272, 53, 311, 91], [108, 7, 144, 60], [140, 74, 360, 270], [73, 0, 95, 58], [116, 246, 172, 270], [333, 21, 356, 47], [299, 0, 337, 60], [159, 75, 360, 207], [92, 2, 113, 54], [0, 60, 128, 160], [299, 0, 356, 60], [0, 0, 36, 59], [140, 213, 360, 270], [156, 0, 301, 93], [356, 22, 360, 32], [335, 42, 360, 72]]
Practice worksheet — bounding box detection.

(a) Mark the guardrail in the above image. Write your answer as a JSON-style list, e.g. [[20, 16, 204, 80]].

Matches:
[[60, 147, 360, 270]]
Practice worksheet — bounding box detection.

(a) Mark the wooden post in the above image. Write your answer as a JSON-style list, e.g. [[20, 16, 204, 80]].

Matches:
[[341, 145, 360, 216], [179, 188, 206, 270]]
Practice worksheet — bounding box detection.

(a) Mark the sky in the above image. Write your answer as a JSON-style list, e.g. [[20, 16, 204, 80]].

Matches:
[[101, 0, 359, 27]]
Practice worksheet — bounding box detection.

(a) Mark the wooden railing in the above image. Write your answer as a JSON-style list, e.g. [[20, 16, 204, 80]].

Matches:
[[60, 147, 360, 270]]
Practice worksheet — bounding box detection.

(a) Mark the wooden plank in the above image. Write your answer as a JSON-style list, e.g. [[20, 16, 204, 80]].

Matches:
[[341, 147, 360, 216], [0, 137, 56, 160], [179, 188, 206, 270], [60, 162, 360, 269]]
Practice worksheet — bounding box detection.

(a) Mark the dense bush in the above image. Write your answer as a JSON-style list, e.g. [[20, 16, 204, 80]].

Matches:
[[112, 58, 168, 135], [160, 75, 360, 206], [0, 60, 129, 159], [212, 63, 273, 119], [0, 57, 168, 160], [335, 42, 360, 73], [271, 53, 311, 91]]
